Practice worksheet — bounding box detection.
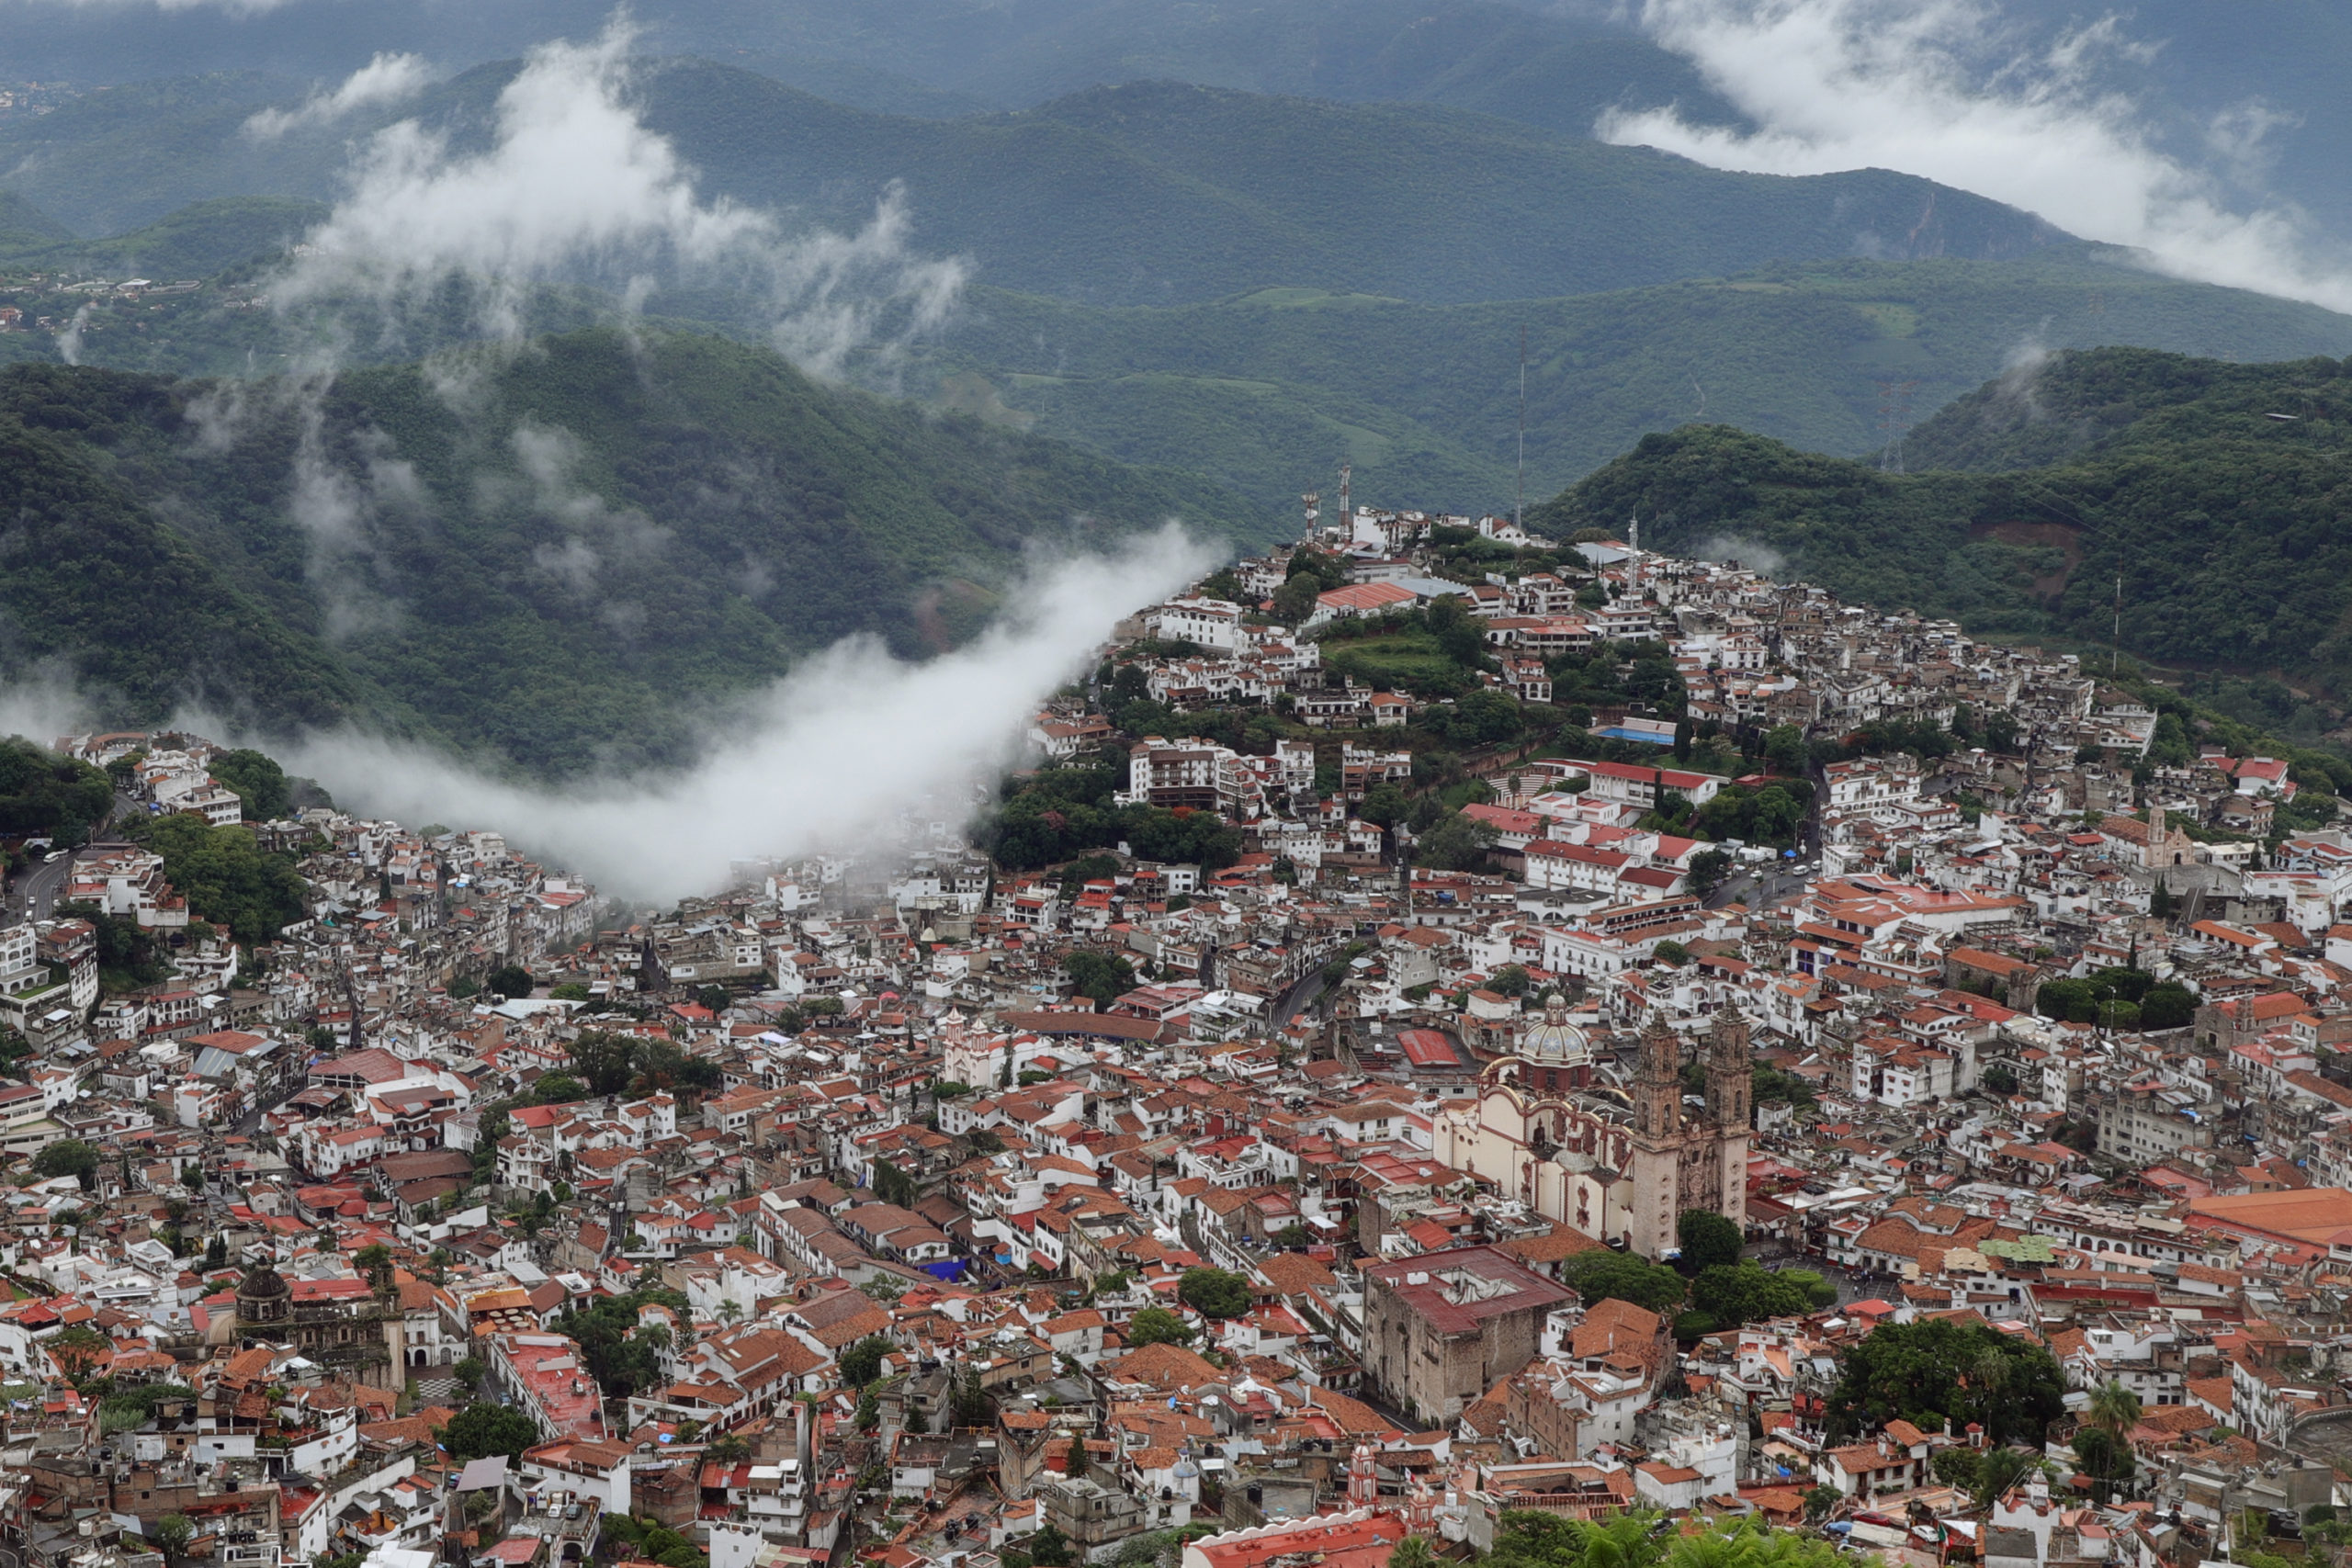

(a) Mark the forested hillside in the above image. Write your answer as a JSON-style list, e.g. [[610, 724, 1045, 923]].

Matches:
[[917, 254, 2352, 513], [0, 61, 2058, 304], [1533, 347, 2352, 709], [0, 328, 1255, 773]]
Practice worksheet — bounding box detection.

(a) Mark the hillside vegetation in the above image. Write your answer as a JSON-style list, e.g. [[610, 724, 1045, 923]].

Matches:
[[0, 327, 1256, 773], [1533, 346, 2352, 710], [916, 254, 2352, 514], [0, 62, 2057, 304]]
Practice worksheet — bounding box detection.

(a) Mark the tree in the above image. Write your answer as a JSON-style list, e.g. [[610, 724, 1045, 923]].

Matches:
[[441, 1401, 540, 1462], [854, 1387, 879, 1431], [1558, 1250, 1688, 1315], [531, 1073, 588, 1106], [1686, 849, 1733, 900], [484, 964, 534, 999], [2072, 1426, 2133, 1502], [1763, 725, 1808, 777], [1972, 1446, 2039, 1506], [32, 1138, 99, 1190], [150, 1514, 194, 1567], [1676, 1211, 1743, 1273], [1689, 1264, 1820, 1329], [1931, 1447, 1982, 1491], [952, 1364, 994, 1428], [453, 1355, 485, 1391], [707, 1433, 752, 1465], [1803, 1485, 1843, 1522], [354, 1241, 395, 1298], [203, 1233, 227, 1269], [1651, 940, 1690, 966], [1412, 810, 1499, 872], [838, 1335, 893, 1387], [1029, 1524, 1073, 1568], [1127, 1307, 1196, 1348], [571, 1029, 639, 1095], [1064, 949, 1136, 1006], [2086, 1379, 2143, 1440], [1179, 1267, 1253, 1319], [208, 750, 296, 820], [1066, 1432, 1089, 1477], [121, 814, 308, 942], [1389, 1539, 1438, 1568], [1826, 1317, 2065, 1448], [47, 1323, 110, 1381], [1357, 781, 1410, 830]]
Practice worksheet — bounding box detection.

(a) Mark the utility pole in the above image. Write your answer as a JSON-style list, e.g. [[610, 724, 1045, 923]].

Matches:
[[2113, 571, 2123, 675]]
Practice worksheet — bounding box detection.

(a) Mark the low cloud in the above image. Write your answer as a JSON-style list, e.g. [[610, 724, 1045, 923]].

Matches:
[[243, 52, 431, 141], [259, 526, 1216, 900], [1602, 0, 2352, 313], [270, 14, 967, 372], [1693, 534, 1787, 575]]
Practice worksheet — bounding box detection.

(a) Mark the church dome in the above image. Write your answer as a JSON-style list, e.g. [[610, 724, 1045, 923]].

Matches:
[[1519, 992, 1589, 1066], [237, 1258, 291, 1325]]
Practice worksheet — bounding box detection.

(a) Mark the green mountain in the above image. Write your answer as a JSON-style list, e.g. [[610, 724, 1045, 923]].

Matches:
[[0, 327, 1257, 773], [639, 69, 2063, 307], [4, 197, 329, 281], [1, 62, 2058, 304], [1532, 345, 2352, 712], [907, 251, 2352, 516], [0, 192, 74, 254]]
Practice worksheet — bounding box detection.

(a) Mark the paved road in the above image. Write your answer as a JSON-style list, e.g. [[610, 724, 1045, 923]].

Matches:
[[11, 848, 76, 919], [1709, 861, 1815, 911]]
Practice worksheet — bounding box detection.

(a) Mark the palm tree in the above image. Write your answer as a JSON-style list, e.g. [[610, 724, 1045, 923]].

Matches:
[[1388, 1539, 1436, 1568], [2087, 1379, 2143, 1440]]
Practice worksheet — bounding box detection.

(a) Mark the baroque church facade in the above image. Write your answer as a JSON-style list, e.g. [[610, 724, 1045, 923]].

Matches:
[[1432, 995, 1750, 1259]]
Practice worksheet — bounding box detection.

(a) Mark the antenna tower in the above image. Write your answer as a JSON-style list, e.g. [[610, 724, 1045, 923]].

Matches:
[[1302, 491, 1320, 540], [1874, 379, 1920, 472], [1339, 463, 1351, 527], [2113, 570, 2123, 675]]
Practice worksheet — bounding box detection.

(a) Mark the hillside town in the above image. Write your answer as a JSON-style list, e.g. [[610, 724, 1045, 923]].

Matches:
[[6, 504, 2352, 1568]]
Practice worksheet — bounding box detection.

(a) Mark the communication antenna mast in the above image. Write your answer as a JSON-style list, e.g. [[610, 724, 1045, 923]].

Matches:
[[2113, 570, 2123, 675], [1516, 323, 1528, 533], [1875, 379, 1919, 472], [1302, 491, 1320, 540], [1339, 463, 1351, 527]]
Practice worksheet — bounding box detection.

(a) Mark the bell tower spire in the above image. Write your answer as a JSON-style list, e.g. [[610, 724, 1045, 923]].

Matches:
[[1707, 1004, 1751, 1131], [1633, 1013, 1680, 1139]]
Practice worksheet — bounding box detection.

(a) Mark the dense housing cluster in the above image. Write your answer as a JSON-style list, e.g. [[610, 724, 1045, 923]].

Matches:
[[4, 511, 2352, 1568]]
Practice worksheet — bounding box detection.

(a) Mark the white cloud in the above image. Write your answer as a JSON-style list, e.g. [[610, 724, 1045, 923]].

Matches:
[[1602, 0, 2352, 313], [243, 52, 431, 141], [271, 13, 967, 370], [264, 525, 1216, 900]]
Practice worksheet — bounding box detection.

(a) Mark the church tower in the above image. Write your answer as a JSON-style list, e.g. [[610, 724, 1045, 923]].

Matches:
[[1625, 1016, 1684, 1258], [1631, 1014, 1680, 1139], [1707, 1005, 1750, 1131], [1706, 1005, 1753, 1235]]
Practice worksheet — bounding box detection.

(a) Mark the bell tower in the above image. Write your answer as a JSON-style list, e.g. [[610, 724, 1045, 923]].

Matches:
[[1705, 1004, 1755, 1235], [1624, 1015, 1684, 1258], [1707, 1005, 1751, 1131], [1631, 1014, 1680, 1139]]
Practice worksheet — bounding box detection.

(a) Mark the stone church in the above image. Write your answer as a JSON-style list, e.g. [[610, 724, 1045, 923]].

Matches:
[[1432, 996, 1750, 1258], [220, 1258, 402, 1377]]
